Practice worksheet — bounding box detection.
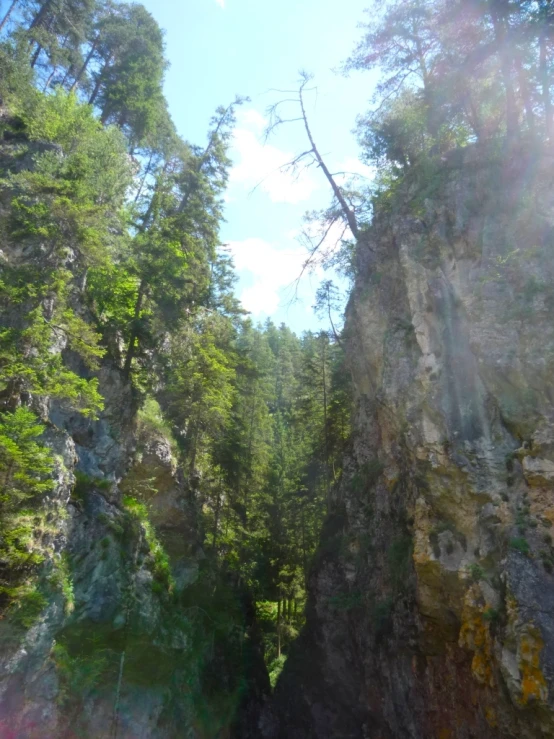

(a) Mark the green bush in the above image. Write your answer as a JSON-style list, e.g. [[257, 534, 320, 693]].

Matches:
[[51, 642, 108, 707], [509, 537, 530, 555], [10, 587, 48, 628], [267, 653, 287, 689], [49, 552, 75, 615], [483, 607, 499, 623], [123, 496, 173, 589], [469, 563, 486, 582]]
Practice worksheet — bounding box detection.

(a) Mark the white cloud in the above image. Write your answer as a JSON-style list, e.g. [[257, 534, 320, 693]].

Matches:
[[228, 238, 308, 315], [215, 0, 225, 7], [238, 109, 267, 131], [229, 111, 318, 204]]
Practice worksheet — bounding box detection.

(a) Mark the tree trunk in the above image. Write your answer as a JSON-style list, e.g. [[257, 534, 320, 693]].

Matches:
[[188, 424, 199, 474], [298, 81, 360, 239], [134, 152, 154, 204], [43, 66, 57, 91], [321, 334, 331, 509], [242, 396, 256, 527], [122, 281, 146, 378], [88, 58, 112, 107], [465, 90, 484, 141], [30, 42, 42, 69], [61, 64, 75, 88], [29, 0, 52, 30], [277, 599, 282, 658], [301, 502, 307, 589], [212, 484, 222, 550], [540, 33, 552, 138], [0, 0, 18, 33], [70, 39, 98, 93], [491, 9, 518, 140], [515, 51, 535, 133], [413, 21, 437, 139]]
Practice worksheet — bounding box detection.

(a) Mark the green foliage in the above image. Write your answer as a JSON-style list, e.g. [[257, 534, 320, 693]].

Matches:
[[123, 495, 173, 589], [51, 641, 108, 707], [9, 586, 48, 628], [0, 1, 358, 719], [72, 470, 111, 501], [267, 653, 287, 689], [0, 407, 53, 613], [49, 552, 75, 616], [0, 40, 34, 103], [347, 0, 554, 215], [9, 89, 131, 263], [509, 537, 530, 555], [137, 396, 177, 453], [483, 607, 500, 624], [469, 564, 486, 582]]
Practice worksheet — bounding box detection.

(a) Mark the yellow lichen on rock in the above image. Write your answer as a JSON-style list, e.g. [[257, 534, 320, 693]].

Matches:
[[504, 592, 549, 706], [518, 632, 548, 705], [485, 706, 497, 728], [459, 585, 494, 687], [412, 497, 433, 566]]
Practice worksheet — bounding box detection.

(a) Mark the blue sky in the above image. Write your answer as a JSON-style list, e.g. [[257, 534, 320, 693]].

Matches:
[[141, 0, 375, 332]]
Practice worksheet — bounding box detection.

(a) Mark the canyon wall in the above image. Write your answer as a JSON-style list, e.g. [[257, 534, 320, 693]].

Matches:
[[265, 142, 554, 739]]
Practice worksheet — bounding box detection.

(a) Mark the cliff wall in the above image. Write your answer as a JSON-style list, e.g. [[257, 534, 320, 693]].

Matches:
[[266, 142, 554, 739]]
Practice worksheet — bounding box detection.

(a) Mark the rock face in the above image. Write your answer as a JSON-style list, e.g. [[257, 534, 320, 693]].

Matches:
[[0, 364, 187, 737], [0, 361, 268, 738], [266, 143, 554, 738]]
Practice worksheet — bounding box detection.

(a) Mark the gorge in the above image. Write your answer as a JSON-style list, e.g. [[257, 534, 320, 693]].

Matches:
[[1, 2, 554, 738]]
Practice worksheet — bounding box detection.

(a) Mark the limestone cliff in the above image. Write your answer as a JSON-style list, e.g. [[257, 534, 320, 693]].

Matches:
[[265, 142, 554, 738]]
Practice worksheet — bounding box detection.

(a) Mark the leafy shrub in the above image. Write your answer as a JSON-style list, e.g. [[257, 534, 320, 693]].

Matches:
[[469, 564, 486, 582], [123, 496, 173, 589], [51, 642, 108, 707], [509, 537, 530, 555], [483, 607, 499, 623], [10, 587, 47, 628], [49, 552, 75, 615], [0, 408, 53, 615], [267, 653, 287, 689]]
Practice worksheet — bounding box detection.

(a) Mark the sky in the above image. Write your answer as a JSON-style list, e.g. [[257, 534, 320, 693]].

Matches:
[[141, 0, 376, 333]]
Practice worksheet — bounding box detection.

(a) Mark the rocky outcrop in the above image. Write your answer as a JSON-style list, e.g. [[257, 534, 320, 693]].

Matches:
[[0, 362, 268, 737], [266, 142, 554, 738]]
